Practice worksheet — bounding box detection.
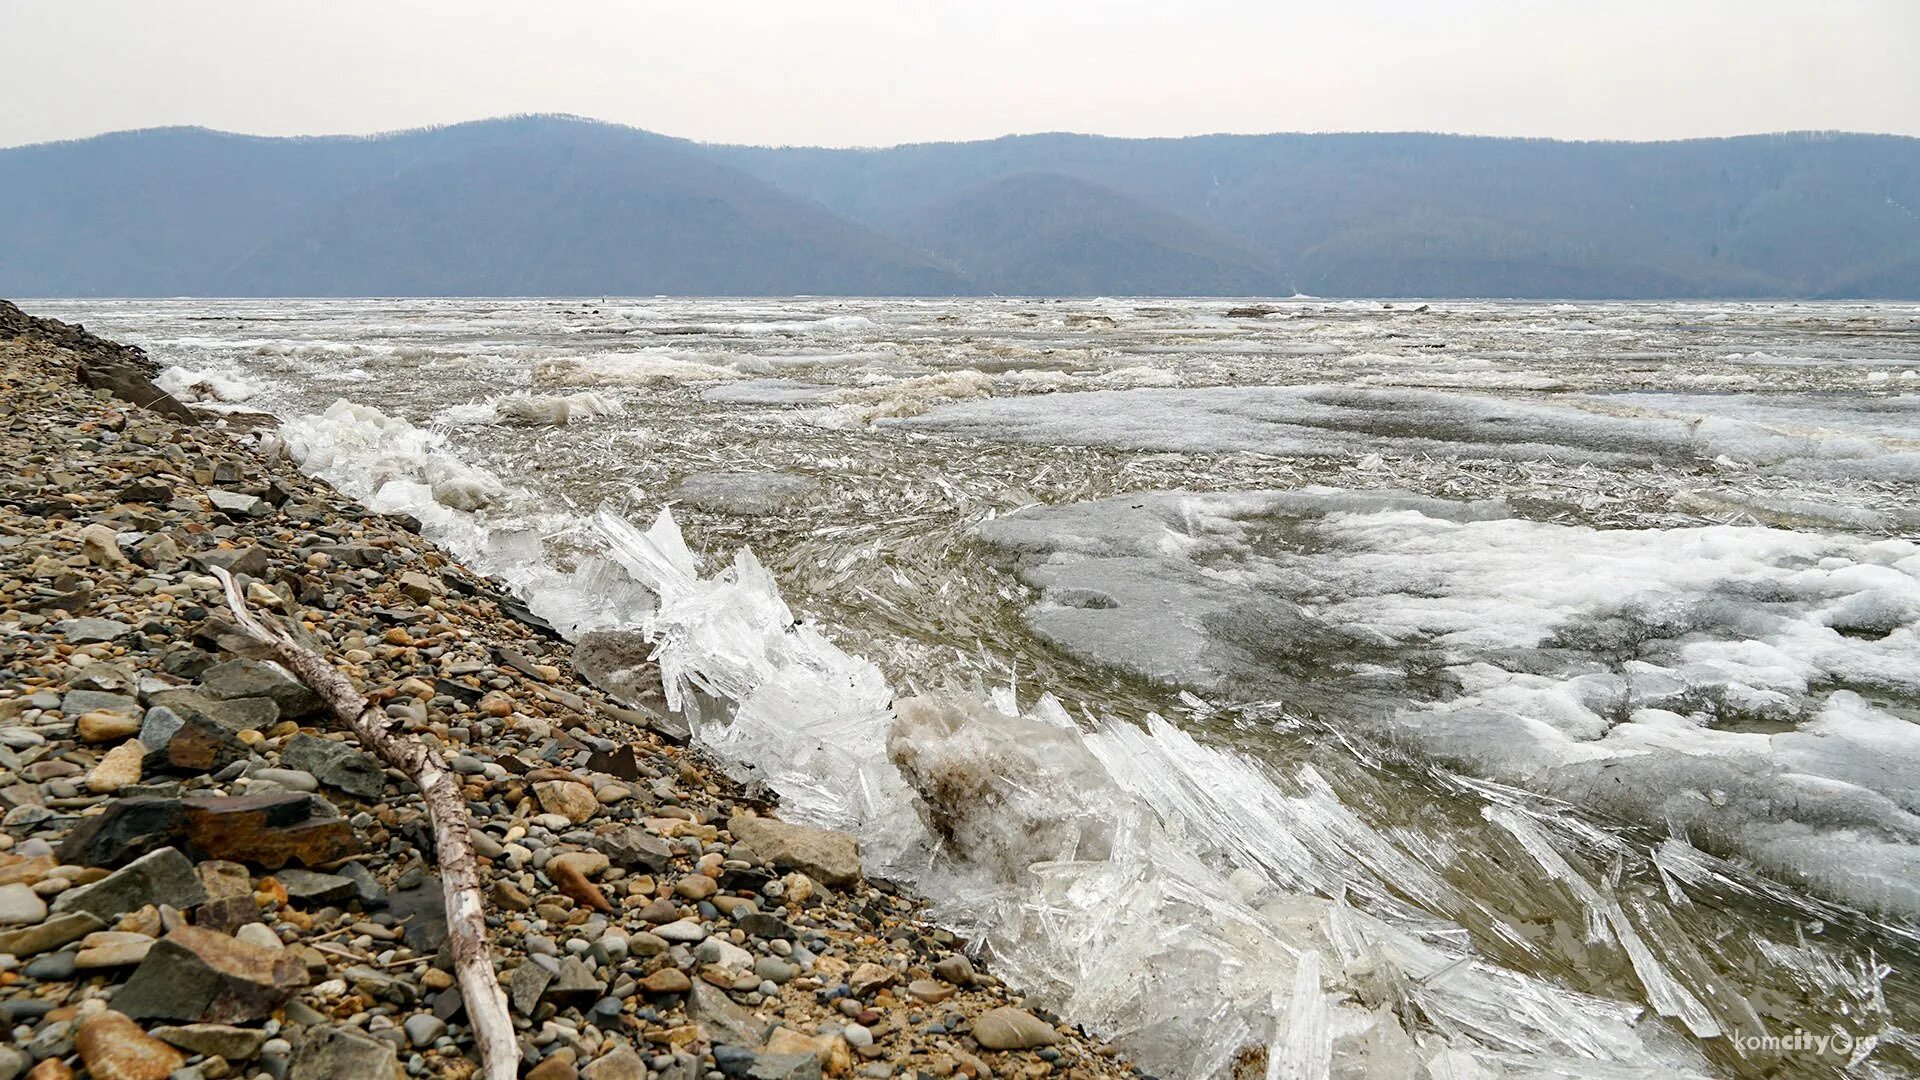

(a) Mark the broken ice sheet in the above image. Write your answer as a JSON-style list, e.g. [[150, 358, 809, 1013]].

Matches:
[[977, 485, 1920, 918], [597, 508, 1726, 1078]]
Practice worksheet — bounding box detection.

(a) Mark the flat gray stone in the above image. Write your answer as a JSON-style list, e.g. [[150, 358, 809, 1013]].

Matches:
[[57, 617, 131, 644], [61, 690, 139, 716], [51, 846, 207, 922], [278, 733, 383, 798], [288, 1025, 399, 1080]]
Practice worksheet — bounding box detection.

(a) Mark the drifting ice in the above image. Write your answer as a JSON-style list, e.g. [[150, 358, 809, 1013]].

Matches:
[[595, 507, 1712, 1078]]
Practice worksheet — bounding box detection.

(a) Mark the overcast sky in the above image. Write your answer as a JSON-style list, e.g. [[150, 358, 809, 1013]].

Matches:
[[5, 1, 1916, 149]]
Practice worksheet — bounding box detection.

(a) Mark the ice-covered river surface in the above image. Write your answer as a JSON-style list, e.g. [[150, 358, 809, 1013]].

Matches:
[[40, 297, 1920, 1078]]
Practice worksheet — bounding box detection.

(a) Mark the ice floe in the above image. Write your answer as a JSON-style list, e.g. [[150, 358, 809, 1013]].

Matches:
[[977, 487, 1920, 914]]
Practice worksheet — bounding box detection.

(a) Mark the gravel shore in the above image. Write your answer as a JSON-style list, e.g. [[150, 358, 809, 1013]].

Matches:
[[0, 300, 1137, 1080]]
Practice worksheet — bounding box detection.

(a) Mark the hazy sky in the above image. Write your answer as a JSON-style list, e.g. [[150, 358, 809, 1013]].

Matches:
[[5, 1, 1916, 149]]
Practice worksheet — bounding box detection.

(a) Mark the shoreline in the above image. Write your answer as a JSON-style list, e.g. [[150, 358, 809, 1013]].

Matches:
[[0, 300, 1136, 1080]]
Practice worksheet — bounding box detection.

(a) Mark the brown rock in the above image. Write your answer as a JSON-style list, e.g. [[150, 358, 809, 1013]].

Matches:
[[75, 930, 157, 968], [640, 968, 692, 994], [551, 859, 614, 914], [87, 740, 145, 793], [76, 1009, 186, 1080], [492, 879, 533, 911], [548, 851, 609, 878], [534, 780, 598, 824], [81, 523, 129, 568], [25, 1058, 74, 1080], [674, 874, 717, 901], [971, 1006, 1059, 1051], [113, 925, 309, 1023], [61, 793, 358, 871], [78, 710, 142, 743], [849, 962, 896, 995], [527, 1048, 578, 1080], [907, 978, 955, 1004], [585, 744, 653, 782], [181, 792, 359, 869]]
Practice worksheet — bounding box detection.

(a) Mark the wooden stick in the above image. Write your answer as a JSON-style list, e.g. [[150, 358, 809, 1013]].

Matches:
[[209, 567, 519, 1080]]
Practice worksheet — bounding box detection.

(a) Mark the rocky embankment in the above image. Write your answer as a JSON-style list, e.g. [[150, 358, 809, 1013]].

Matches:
[[0, 301, 1135, 1080]]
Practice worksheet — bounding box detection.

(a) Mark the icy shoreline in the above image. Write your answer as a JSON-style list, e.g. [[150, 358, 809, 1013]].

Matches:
[[33, 295, 1920, 1077]]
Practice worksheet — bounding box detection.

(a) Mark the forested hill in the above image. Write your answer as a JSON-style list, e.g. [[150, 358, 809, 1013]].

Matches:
[[5, 116, 1917, 298]]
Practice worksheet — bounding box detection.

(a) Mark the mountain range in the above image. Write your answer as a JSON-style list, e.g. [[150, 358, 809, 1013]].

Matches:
[[4, 115, 1917, 298]]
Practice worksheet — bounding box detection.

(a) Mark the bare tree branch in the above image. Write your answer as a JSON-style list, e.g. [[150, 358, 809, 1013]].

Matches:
[[209, 566, 519, 1080]]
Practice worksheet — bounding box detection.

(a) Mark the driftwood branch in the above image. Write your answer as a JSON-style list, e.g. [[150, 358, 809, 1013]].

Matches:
[[209, 567, 518, 1080]]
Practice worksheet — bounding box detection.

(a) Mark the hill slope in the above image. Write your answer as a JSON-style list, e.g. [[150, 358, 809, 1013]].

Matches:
[[716, 131, 1920, 298], [0, 117, 960, 297], [894, 172, 1280, 295], [4, 117, 1918, 297]]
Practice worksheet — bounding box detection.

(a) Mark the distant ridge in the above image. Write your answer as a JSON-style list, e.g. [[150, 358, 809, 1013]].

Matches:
[[4, 115, 1917, 298]]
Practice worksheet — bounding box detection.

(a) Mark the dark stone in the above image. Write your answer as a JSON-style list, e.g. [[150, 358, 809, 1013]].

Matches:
[[24, 950, 78, 981], [593, 826, 673, 874], [115, 925, 308, 1022], [713, 1045, 757, 1078], [492, 647, 549, 682], [287, 1025, 399, 1080], [58, 797, 190, 866], [146, 688, 277, 734], [386, 872, 449, 953], [345, 965, 419, 1006], [160, 648, 216, 679], [735, 913, 795, 940], [312, 544, 386, 569], [651, 710, 692, 745], [586, 744, 654, 782], [334, 860, 388, 909], [195, 893, 264, 933], [432, 678, 483, 706], [199, 660, 325, 720], [497, 595, 561, 640], [509, 961, 553, 1016], [61, 793, 357, 870], [121, 481, 175, 504], [545, 955, 604, 1007], [272, 868, 358, 905], [144, 709, 250, 773], [192, 545, 271, 578], [51, 846, 207, 922], [718, 867, 774, 894], [278, 733, 383, 798]]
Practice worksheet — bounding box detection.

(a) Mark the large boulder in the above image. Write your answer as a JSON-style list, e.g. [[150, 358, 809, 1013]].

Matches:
[[114, 925, 309, 1023], [58, 793, 359, 870]]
